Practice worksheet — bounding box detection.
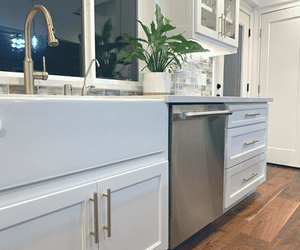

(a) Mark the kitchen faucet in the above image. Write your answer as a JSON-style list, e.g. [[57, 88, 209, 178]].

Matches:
[[82, 59, 100, 96], [24, 5, 59, 94]]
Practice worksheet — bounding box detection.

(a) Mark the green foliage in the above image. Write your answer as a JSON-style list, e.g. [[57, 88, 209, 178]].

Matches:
[[79, 19, 130, 78], [95, 19, 130, 78], [117, 4, 209, 73]]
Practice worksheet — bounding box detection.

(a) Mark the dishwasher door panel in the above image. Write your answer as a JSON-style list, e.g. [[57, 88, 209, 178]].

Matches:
[[170, 105, 225, 249]]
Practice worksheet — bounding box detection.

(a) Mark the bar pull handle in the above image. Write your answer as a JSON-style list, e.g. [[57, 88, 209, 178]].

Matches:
[[175, 110, 233, 120], [89, 192, 99, 244], [245, 113, 261, 117], [243, 173, 258, 181], [219, 14, 224, 35], [223, 15, 227, 37], [103, 188, 111, 237], [244, 139, 259, 146]]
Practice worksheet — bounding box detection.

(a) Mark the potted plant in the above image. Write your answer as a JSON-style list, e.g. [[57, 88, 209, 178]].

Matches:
[[117, 4, 209, 94]]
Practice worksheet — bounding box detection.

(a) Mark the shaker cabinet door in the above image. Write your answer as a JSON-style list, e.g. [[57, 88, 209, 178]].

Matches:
[[0, 183, 97, 250], [97, 161, 168, 250]]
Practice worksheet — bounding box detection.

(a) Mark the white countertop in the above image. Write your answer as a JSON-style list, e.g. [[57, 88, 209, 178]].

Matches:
[[0, 94, 273, 103]]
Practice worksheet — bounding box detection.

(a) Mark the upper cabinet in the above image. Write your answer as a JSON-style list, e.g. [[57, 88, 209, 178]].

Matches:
[[166, 0, 239, 56]]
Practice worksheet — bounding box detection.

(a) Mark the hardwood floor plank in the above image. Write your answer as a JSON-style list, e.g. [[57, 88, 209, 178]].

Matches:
[[220, 233, 269, 250], [266, 164, 287, 181], [269, 206, 300, 250], [241, 197, 300, 243], [245, 189, 284, 221]]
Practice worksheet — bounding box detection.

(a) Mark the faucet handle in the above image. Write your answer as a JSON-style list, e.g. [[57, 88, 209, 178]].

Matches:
[[33, 56, 48, 80], [43, 56, 46, 72]]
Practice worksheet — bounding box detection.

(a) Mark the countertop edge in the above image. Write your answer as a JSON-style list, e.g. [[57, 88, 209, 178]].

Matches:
[[0, 94, 273, 103]]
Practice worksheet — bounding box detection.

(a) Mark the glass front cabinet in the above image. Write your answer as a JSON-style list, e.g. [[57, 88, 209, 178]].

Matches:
[[195, 0, 239, 48], [167, 0, 239, 55]]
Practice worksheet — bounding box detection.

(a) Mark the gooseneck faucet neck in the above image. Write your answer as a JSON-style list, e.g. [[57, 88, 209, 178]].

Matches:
[[24, 5, 59, 94]]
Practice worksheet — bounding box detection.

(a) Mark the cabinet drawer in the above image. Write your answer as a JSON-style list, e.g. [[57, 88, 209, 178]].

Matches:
[[226, 104, 268, 128], [225, 122, 267, 169], [224, 153, 266, 208]]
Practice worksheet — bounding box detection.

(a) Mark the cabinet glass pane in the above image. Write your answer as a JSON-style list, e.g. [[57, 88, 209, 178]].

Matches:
[[201, 0, 217, 32], [224, 0, 236, 39]]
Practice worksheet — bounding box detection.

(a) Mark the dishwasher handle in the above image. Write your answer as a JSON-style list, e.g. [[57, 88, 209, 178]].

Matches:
[[175, 110, 233, 120]]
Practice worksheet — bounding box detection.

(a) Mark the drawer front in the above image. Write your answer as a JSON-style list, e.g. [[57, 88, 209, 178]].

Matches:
[[225, 122, 267, 169], [226, 104, 268, 128], [224, 153, 266, 208]]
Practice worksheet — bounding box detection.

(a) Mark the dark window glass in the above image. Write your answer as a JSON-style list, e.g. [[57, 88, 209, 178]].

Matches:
[[0, 0, 83, 77], [94, 0, 138, 81]]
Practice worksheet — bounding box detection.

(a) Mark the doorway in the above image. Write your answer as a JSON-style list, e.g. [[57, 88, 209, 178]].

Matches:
[[223, 10, 250, 97]]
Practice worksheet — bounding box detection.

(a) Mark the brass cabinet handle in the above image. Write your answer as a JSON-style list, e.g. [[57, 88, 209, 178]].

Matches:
[[243, 173, 258, 181], [244, 139, 259, 146], [224, 15, 227, 37], [89, 192, 99, 244], [219, 13, 224, 36], [103, 188, 111, 237], [245, 113, 261, 117], [219, 14, 224, 35]]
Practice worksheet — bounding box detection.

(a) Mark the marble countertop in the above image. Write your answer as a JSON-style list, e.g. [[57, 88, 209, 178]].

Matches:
[[0, 94, 273, 103]]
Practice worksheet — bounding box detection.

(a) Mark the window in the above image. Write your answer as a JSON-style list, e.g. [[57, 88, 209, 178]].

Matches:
[[0, 0, 83, 77], [0, 0, 138, 82], [94, 0, 138, 81]]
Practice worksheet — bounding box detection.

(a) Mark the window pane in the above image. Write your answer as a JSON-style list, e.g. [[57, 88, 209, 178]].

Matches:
[[94, 0, 138, 81], [0, 0, 83, 77]]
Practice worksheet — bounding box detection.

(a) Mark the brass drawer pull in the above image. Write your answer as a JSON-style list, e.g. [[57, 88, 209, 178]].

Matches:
[[245, 113, 261, 117], [243, 173, 258, 181], [244, 139, 259, 146], [89, 192, 99, 244], [103, 188, 111, 237]]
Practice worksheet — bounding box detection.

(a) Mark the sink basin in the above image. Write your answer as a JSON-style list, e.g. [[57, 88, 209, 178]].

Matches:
[[0, 96, 167, 191]]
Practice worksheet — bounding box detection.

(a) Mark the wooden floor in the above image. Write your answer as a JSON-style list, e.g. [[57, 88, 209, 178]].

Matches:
[[175, 164, 300, 250]]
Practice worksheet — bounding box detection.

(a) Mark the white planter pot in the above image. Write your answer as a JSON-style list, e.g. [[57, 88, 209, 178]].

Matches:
[[142, 72, 171, 95]]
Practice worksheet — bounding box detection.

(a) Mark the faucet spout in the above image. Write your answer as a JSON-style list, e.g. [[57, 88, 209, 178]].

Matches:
[[24, 5, 59, 94], [82, 59, 100, 96]]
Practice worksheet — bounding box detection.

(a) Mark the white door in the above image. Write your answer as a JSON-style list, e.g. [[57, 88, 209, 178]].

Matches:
[[260, 5, 300, 168], [97, 161, 168, 250], [0, 183, 97, 250]]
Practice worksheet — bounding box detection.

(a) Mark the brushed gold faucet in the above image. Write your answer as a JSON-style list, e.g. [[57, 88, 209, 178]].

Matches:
[[24, 5, 59, 94]]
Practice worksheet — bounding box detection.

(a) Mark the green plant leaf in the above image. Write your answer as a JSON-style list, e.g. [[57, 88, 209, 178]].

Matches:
[[164, 16, 172, 25], [155, 4, 164, 30], [161, 24, 176, 33], [137, 20, 152, 43]]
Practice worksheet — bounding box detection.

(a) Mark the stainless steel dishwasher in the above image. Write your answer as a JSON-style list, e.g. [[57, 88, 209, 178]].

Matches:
[[169, 104, 232, 249]]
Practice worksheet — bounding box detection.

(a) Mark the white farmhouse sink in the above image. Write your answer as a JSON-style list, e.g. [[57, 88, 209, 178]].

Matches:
[[0, 95, 168, 191]]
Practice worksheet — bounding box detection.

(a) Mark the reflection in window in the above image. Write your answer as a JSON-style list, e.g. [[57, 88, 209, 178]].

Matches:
[[0, 0, 83, 77], [94, 0, 138, 81]]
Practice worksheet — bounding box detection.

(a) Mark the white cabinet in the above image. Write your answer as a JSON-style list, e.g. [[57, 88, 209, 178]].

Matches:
[[0, 162, 168, 250], [98, 161, 168, 250], [0, 183, 97, 250], [166, 0, 239, 55], [224, 103, 269, 209]]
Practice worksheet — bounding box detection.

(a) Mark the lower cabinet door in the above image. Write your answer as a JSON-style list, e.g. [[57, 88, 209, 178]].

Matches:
[[0, 183, 97, 250], [97, 161, 168, 250]]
